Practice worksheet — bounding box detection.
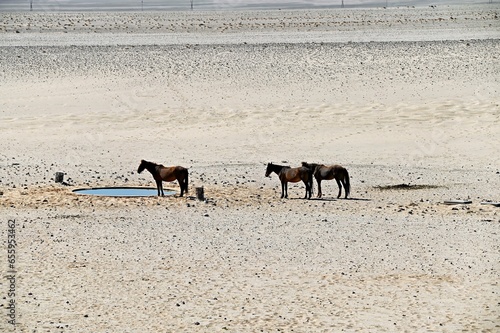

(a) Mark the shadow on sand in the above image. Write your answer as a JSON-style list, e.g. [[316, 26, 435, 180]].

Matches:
[[289, 197, 371, 202]]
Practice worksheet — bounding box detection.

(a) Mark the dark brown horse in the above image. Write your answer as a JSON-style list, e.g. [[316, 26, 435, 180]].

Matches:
[[137, 160, 188, 197], [265, 162, 313, 199], [302, 162, 350, 199]]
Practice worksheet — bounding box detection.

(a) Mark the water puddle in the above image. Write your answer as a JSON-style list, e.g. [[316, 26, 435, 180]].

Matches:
[[72, 187, 175, 197]]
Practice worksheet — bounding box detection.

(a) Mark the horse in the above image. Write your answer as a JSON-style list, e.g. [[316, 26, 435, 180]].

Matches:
[[301, 162, 350, 199], [265, 162, 313, 199], [137, 160, 189, 197]]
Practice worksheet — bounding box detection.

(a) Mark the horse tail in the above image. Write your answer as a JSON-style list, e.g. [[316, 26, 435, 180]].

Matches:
[[184, 169, 189, 193], [344, 168, 350, 198]]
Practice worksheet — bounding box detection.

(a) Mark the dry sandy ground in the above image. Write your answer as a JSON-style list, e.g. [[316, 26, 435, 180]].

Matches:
[[1, 5, 499, 333]]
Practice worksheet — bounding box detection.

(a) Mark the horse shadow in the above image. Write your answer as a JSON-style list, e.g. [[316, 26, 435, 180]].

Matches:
[[307, 197, 372, 202]]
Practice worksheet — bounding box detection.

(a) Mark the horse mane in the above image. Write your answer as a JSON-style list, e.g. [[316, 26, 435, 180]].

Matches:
[[143, 160, 166, 168], [269, 162, 290, 169], [301, 161, 320, 170]]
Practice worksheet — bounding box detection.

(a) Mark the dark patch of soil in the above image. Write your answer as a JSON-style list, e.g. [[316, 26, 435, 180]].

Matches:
[[374, 184, 443, 190]]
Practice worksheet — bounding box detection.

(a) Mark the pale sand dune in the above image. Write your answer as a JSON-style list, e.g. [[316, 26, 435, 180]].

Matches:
[[0, 5, 499, 333]]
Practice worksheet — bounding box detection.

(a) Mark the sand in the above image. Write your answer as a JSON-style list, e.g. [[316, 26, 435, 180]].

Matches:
[[1, 4, 499, 332]]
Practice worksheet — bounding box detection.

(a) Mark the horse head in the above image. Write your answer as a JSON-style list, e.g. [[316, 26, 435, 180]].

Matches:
[[137, 159, 147, 174], [301, 162, 318, 173], [265, 162, 273, 177]]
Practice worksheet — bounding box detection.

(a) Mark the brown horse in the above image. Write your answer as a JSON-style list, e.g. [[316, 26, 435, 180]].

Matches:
[[137, 160, 189, 197], [302, 162, 350, 199], [265, 162, 313, 199]]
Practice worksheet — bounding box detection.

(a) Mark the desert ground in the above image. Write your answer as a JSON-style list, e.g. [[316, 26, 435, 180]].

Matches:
[[0, 4, 499, 332]]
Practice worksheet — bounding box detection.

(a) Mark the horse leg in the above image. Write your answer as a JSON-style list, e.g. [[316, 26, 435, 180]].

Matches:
[[280, 182, 285, 199], [303, 180, 309, 199], [336, 178, 342, 199], [160, 181, 165, 197], [178, 178, 184, 197], [341, 179, 348, 199], [155, 180, 162, 197], [284, 182, 288, 199], [317, 179, 322, 198]]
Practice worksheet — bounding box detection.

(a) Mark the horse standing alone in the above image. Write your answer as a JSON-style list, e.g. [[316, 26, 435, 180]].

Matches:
[[137, 160, 189, 197], [265, 162, 313, 199], [302, 162, 350, 199]]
